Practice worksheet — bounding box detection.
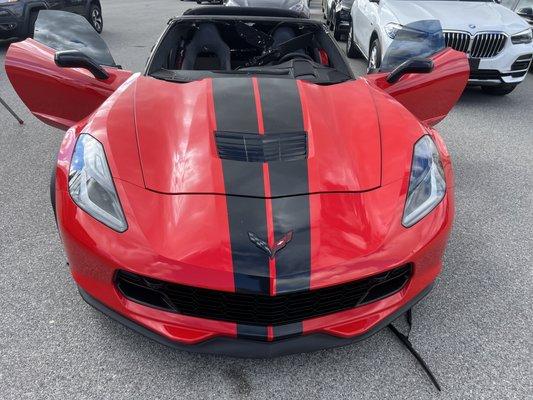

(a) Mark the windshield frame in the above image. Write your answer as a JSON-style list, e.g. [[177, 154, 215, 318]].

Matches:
[[144, 15, 355, 83]]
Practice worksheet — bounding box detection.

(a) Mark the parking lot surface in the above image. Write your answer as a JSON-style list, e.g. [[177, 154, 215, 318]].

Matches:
[[0, 1, 531, 399]]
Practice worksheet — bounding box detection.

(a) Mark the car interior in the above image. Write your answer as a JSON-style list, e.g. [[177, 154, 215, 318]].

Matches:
[[146, 17, 354, 84]]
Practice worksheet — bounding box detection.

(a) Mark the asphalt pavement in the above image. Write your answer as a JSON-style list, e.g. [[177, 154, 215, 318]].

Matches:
[[0, 1, 531, 399]]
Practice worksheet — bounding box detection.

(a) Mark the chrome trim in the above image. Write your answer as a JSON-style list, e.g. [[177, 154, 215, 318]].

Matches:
[[443, 30, 508, 58]]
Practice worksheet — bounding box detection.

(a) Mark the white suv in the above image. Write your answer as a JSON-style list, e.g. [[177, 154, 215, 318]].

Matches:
[[346, 0, 533, 95]]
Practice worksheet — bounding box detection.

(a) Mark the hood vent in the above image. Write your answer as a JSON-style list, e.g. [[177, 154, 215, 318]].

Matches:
[[215, 131, 307, 162]]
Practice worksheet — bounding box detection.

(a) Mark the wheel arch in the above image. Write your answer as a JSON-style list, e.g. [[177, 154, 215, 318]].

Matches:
[[369, 30, 379, 49], [363, 30, 379, 60]]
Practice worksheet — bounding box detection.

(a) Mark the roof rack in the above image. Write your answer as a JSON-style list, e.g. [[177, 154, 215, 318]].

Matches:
[[183, 6, 304, 19]]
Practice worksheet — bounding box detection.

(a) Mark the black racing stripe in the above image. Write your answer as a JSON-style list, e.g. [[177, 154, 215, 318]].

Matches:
[[273, 322, 305, 341], [259, 78, 311, 338], [237, 324, 269, 342], [213, 78, 270, 339], [212, 78, 270, 298], [259, 78, 309, 196]]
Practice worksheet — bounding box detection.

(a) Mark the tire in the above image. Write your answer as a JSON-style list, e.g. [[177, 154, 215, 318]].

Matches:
[[481, 84, 517, 96], [332, 14, 343, 41], [88, 3, 103, 34], [346, 23, 360, 58], [368, 37, 382, 73], [328, 10, 334, 30], [333, 25, 343, 41], [28, 10, 39, 38]]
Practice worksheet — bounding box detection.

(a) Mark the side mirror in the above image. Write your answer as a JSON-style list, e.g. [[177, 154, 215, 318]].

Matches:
[[369, 0, 380, 3], [493, 0, 501, 4], [517, 7, 533, 16], [386, 58, 434, 84], [54, 50, 109, 80]]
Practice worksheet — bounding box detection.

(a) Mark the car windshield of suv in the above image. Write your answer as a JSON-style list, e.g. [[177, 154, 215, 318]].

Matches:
[[146, 18, 353, 85], [516, 0, 533, 8]]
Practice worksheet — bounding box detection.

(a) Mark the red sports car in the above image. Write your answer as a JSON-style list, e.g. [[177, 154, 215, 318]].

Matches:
[[6, 9, 469, 357]]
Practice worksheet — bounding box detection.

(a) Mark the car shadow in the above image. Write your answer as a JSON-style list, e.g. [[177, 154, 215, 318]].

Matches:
[[458, 86, 523, 108]]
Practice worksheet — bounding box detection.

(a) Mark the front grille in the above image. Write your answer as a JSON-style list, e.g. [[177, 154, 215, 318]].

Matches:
[[470, 33, 506, 58], [215, 131, 308, 162], [444, 32, 470, 53], [444, 31, 507, 58], [115, 264, 412, 326]]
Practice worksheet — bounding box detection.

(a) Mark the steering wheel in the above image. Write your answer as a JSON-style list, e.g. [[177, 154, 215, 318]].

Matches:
[[277, 52, 314, 64]]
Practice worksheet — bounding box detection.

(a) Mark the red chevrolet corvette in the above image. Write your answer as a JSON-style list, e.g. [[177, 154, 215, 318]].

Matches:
[[6, 9, 469, 357]]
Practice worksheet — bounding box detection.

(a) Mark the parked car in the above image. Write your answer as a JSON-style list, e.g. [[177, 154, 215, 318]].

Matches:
[[223, 0, 311, 18], [322, 0, 354, 40], [6, 9, 469, 357], [347, 0, 533, 95], [0, 0, 102, 40]]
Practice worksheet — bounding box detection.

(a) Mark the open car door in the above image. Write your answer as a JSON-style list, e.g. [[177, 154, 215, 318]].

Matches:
[[5, 10, 132, 130], [364, 20, 470, 126]]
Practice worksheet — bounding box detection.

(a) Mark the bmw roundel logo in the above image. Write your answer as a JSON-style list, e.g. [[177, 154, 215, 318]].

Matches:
[[469, 24, 476, 29]]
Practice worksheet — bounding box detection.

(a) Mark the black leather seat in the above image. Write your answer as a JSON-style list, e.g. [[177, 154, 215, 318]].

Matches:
[[182, 23, 231, 70]]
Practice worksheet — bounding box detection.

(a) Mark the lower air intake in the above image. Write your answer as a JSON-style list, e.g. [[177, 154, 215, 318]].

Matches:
[[115, 264, 412, 326]]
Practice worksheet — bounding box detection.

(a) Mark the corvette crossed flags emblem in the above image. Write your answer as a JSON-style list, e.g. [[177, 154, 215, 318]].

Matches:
[[248, 231, 294, 259]]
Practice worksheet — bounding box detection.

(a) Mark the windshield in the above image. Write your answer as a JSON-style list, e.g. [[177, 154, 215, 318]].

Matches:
[[381, 20, 445, 72], [516, 0, 533, 8], [146, 18, 353, 84], [33, 10, 116, 66]]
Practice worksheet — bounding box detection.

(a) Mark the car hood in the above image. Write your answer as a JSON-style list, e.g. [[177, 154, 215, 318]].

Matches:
[[387, 1, 528, 33], [132, 76, 382, 197]]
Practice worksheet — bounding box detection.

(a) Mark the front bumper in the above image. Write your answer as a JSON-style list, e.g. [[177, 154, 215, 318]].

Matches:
[[79, 283, 433, 358], [468, 42, 533, 85], [55, 127, 454, 358], [58, 180, 452, 356]]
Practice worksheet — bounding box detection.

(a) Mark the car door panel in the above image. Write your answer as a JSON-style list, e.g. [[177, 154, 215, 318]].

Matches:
[[6, 39, 131, 130], [364, 49, 470, 126], [5, 10, 131, 130]]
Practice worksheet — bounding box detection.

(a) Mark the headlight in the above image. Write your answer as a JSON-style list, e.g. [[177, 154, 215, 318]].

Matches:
[[511, 29, 533, 44], [402, 136, 446, 227], [385, 22, 404, 39], [69, 134, 127, 232]]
